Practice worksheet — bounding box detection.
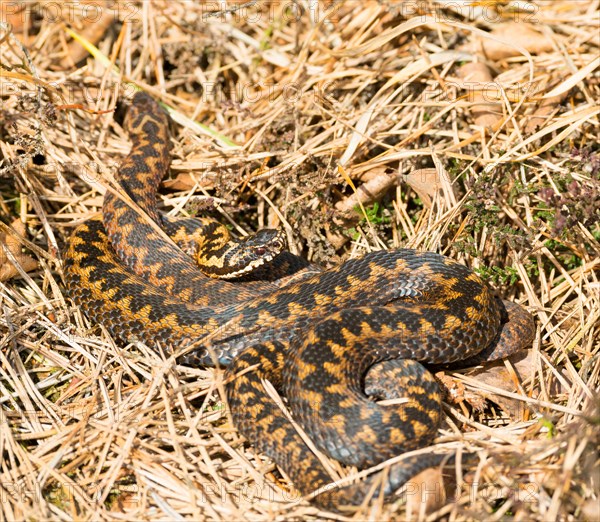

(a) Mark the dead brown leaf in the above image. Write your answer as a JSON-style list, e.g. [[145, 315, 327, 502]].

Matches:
[[403, 168, 445, 209], [459, 62, 502, 128], [524, 93, 569, 135], [0, 1, 28, 34], [334, 167, 396, 219], [462, 349, 538, 421], [404, 466, 449, 518], [475, 22, 555, 61], [0, 218, 38, 282]]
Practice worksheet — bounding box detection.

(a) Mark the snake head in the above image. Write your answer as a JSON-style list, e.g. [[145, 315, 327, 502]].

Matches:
[[197, 228, 287, 279], [241, 228, 286, 255]]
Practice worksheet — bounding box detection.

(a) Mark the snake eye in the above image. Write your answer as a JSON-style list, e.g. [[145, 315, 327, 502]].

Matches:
[[255, 247, 266, 255]]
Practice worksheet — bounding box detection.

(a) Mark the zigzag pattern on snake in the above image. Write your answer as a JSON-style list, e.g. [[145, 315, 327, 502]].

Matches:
[[63, 91, 535, 511]]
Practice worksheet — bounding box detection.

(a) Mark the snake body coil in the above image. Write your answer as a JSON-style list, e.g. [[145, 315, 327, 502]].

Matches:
[[64, 92, 535, 510]]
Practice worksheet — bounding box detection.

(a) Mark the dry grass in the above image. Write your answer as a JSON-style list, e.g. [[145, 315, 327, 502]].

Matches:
[[1, 1, 599, 520]]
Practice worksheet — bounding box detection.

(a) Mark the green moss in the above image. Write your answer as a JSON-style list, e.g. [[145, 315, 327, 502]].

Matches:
[[474, 264, 520, 286], [539, 418, 557, 438]]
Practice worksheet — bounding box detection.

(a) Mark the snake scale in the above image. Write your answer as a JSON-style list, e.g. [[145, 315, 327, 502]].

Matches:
[[64, 92, 535, 511]]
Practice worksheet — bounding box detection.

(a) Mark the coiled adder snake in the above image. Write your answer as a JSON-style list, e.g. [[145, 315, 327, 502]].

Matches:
[[64, 92, 535, 511]]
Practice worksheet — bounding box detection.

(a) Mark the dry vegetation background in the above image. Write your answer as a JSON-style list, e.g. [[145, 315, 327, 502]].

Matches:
[[0, 0, 599, 520]]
